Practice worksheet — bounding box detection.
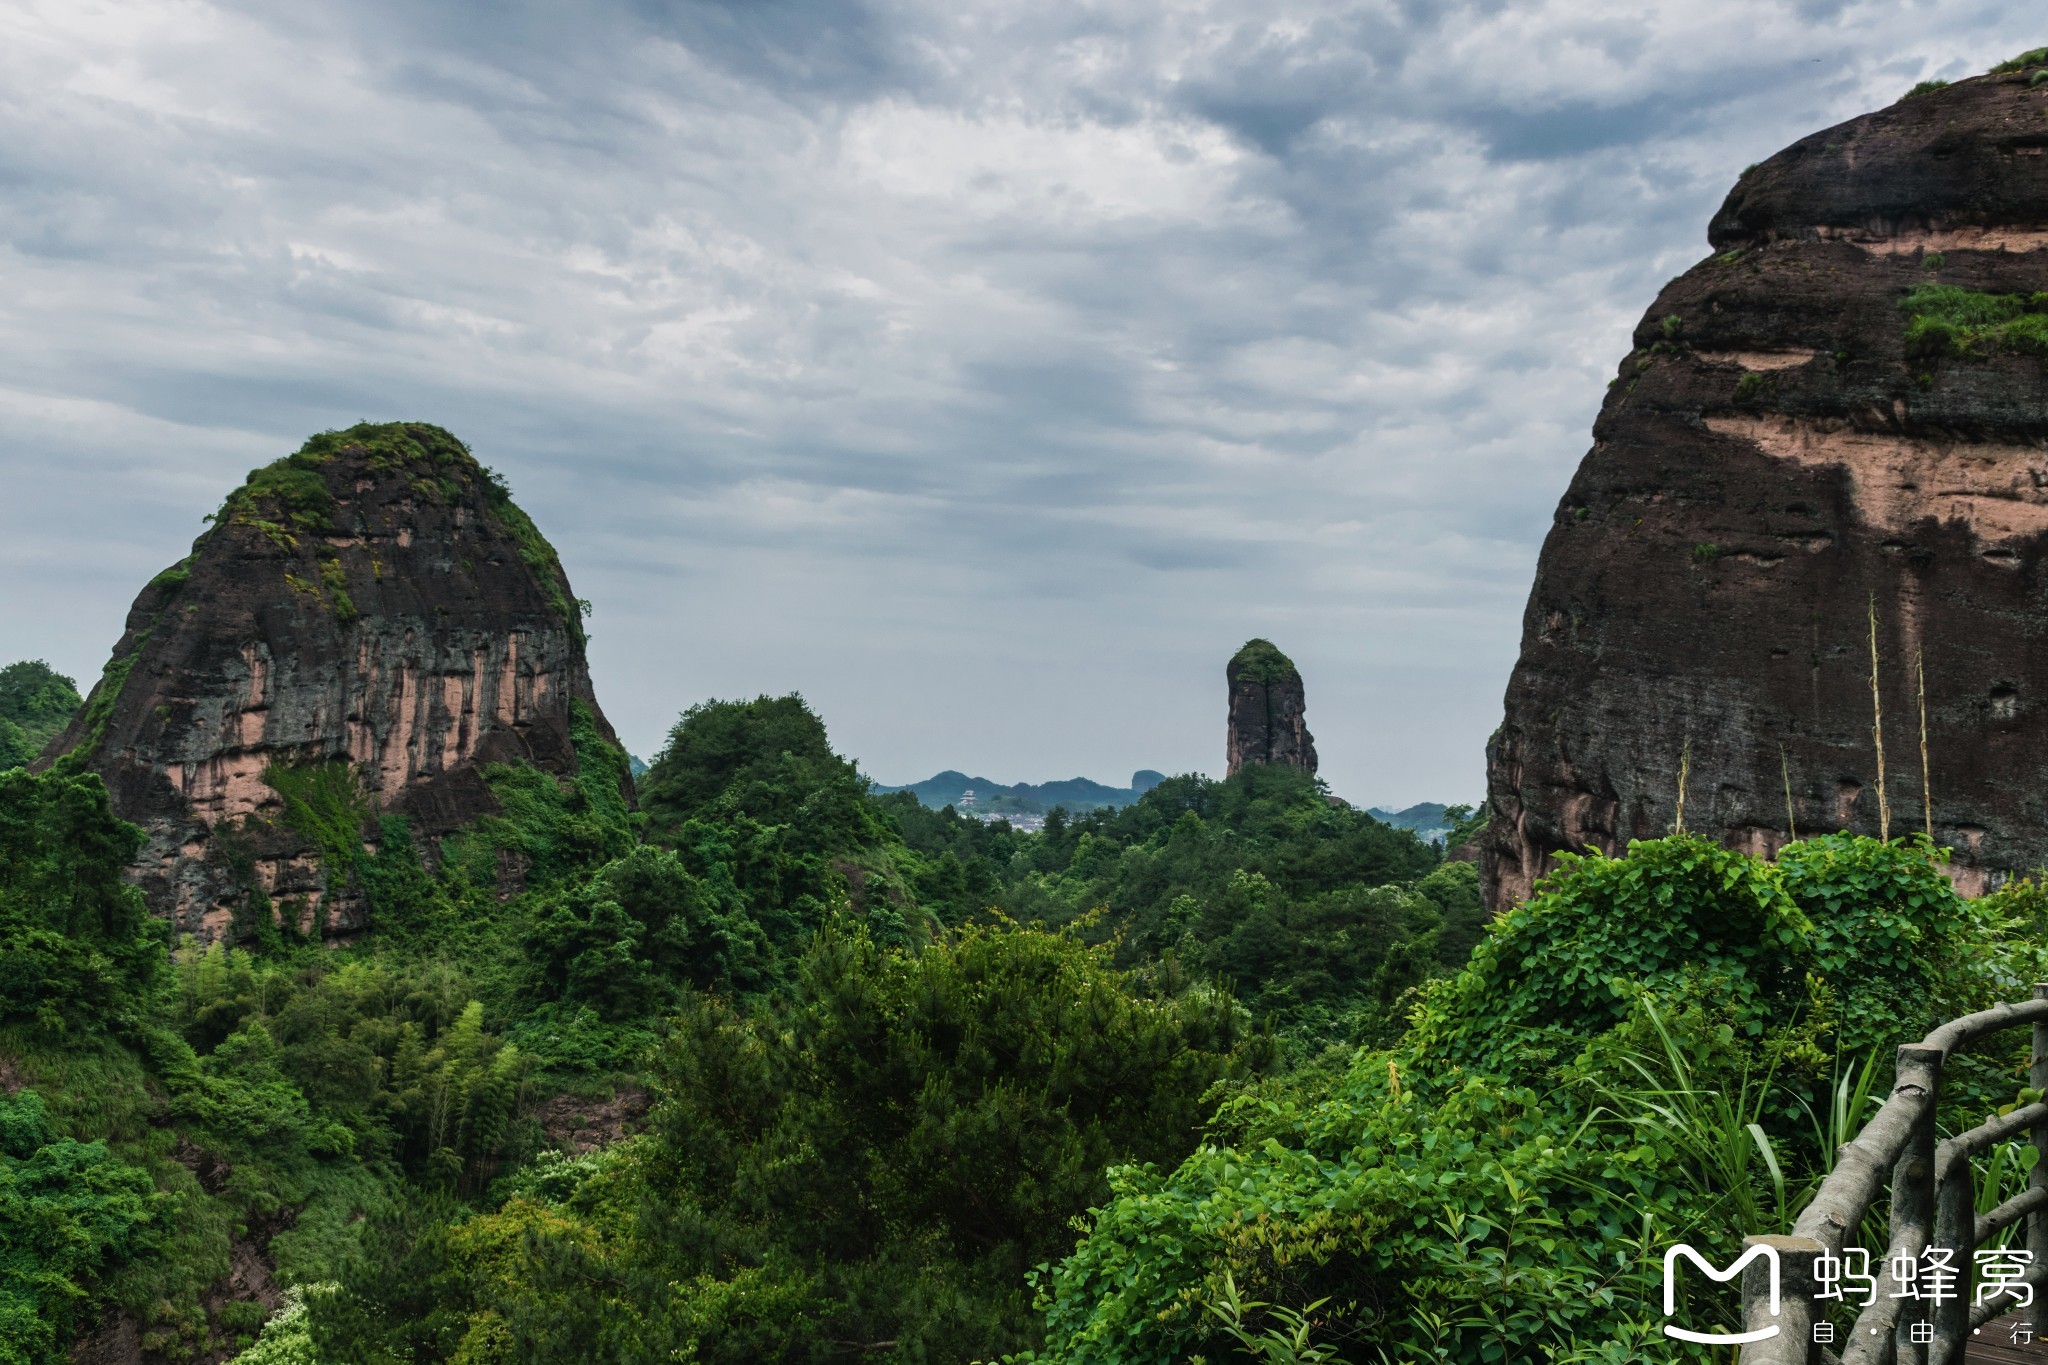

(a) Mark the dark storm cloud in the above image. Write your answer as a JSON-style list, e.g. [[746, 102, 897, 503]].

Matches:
[[0, 0, 2038, 800]]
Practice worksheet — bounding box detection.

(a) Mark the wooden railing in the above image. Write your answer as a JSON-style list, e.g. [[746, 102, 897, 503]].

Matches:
[[1737, 985, 2048, 1364]]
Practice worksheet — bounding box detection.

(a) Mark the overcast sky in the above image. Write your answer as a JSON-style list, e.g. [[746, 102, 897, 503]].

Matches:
[[0, 1, 2033, 806]]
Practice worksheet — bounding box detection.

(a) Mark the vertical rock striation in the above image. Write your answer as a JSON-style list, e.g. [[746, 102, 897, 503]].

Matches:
[[1226, 639, 1318, 776], [40, 422, 626, 940], [1484, 63, 2048, 908]]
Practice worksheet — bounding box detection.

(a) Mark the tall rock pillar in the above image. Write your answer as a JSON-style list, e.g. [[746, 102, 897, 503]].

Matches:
[[1226, 639, 1318, 776]]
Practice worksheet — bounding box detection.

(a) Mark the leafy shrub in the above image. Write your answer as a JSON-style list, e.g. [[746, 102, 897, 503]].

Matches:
[[1030, 1055, 1648, 1365], [0, 1090, 169, 1365], [1406, 835, 1810, 1077]]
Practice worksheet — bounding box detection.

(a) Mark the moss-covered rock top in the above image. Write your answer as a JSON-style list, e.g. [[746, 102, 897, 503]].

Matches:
[[218, 421, 488, 533], [1228, 638, 1300, 686], [213, 422, 581, 644]]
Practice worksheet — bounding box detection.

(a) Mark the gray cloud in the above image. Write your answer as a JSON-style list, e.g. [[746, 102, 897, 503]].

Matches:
[[1, 0, 2036, 803]]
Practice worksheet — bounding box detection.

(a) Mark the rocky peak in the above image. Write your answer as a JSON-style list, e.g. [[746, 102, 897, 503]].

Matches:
[[1225, 639, 1317, 777], [1483, 59, 2048, 908], [41, 422, 625, 941]]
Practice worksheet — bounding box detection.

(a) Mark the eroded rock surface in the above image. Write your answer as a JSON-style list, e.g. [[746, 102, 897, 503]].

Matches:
[[1226, 639, 1317, 776], [40, 423, 624, 940], [1484, 68, 2048, 908]]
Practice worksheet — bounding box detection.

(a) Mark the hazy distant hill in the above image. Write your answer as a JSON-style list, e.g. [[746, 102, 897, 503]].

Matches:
[[878, 769, 1166, 815], [1367, 801, 1451, 843]]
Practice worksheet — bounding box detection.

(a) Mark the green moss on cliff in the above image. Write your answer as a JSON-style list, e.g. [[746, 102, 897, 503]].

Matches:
[[479, 473, 583, 649], [54, 633, 151, 771], [1901, 283, 2048, 358], [1227, 638, 1299, 686], [263, 760, 374, 878], [146, 556, 194, 592]]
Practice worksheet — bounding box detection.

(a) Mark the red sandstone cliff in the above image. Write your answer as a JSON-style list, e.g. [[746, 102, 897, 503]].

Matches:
[[40, 422, 625, 940], [1483, 65, 2048, 908]]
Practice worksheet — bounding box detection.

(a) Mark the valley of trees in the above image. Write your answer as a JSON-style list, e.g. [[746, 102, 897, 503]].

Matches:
[[6, 675, 2045, 1362]]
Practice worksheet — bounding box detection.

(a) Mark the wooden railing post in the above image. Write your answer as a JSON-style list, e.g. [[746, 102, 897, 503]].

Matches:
[[1742, 1234, 1823, 1363], [2029, 985, 2048, 1325], [1929, 1139, 1974, 1365], [1894, 1045, 1944, 1365], [1742, 994, 2048, 1363]]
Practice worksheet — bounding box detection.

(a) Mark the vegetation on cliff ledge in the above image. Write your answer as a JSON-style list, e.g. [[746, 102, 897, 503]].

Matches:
[[1227, 636, 1302, 685], [1989, 45, 2048, 74], [1900, 282, 2048, 359]]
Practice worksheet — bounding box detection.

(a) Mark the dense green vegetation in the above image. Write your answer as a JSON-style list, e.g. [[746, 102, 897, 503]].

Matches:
[[1227, 636, 1300, 684], [316, 919, 1265, 1363], [878, 769, 1165, 817], [9, 671, 2042, 1363], [0, 662, 80, 771], [1032, 834, 2045, 1363], [900, 766, 1467, 1052], [1900, 282, 2048, 358]]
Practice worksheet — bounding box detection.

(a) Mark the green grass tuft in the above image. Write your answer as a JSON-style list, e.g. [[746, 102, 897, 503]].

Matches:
[[1990, 46, 2048, 74]]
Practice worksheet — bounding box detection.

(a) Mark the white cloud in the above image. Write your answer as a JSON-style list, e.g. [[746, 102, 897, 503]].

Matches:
[[0, 0, 2038, 802]]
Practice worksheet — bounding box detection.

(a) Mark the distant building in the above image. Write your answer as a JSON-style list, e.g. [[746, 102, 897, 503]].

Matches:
[[960, 788, 976, 810]]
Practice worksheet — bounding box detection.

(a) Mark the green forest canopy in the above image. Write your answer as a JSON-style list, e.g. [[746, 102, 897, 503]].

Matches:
[[5, 681, 2041, 1363]]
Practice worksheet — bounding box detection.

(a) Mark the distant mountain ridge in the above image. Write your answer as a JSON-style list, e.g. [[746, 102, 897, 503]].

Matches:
[[1367, 802, 1452, 843], [878, 769, 1166, 815]]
